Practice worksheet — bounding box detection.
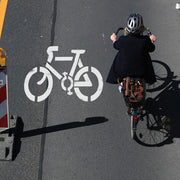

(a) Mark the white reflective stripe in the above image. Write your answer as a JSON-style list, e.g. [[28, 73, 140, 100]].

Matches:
[[0, 69, 6, 87], [6, 72, 9, 128], [55, 57, 73, 61], [0, 100, 7, 119], [0, 69, 7, 120]]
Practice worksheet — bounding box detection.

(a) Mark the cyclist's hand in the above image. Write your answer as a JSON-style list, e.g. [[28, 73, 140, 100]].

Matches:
[[150, 34, 156, 43], [110, 33, 117, 43]]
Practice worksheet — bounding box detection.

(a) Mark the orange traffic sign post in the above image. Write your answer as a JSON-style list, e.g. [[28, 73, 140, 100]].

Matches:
[[0, 1, 18, 161]]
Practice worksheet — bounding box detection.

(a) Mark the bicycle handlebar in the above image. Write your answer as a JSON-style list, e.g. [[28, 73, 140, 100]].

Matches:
[[115, 27, 124, 35], [115, 27, 152, 37], [146, 27, 152, 36]]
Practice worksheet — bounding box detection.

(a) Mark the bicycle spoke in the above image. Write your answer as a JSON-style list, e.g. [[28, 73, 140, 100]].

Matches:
[[135, 112, 170, 146]]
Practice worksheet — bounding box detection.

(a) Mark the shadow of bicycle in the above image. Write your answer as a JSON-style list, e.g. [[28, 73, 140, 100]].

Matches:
[[134, 60, 180, 147]]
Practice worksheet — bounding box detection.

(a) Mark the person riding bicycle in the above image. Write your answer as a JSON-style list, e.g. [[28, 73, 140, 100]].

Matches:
[[107, 13, 156, 84], [106, 13, 157, 107]]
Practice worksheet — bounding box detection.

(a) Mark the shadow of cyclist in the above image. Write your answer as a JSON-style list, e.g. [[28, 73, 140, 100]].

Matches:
[[151, 79, 180, 138], [135, 60, 180, 146]]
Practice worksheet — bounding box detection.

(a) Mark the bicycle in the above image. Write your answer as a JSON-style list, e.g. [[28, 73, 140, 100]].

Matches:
[[124, 62, 172, 141], [24, 46, 103, 102], [115, 27, 163, 139]]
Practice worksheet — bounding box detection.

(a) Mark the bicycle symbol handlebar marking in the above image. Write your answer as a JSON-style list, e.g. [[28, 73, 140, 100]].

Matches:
[[24, 46, 104, 102]]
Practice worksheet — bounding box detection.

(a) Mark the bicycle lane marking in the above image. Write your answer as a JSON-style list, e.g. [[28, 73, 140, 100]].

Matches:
[[0, 0, 8, 40], [24, 47, 104, 103]]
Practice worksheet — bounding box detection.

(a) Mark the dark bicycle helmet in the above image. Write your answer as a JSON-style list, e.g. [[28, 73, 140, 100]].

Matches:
[[126, 13, 145, 34]]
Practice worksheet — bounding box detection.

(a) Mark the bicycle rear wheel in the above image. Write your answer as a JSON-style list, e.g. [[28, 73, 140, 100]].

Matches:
[[134, 113, 171, 146]]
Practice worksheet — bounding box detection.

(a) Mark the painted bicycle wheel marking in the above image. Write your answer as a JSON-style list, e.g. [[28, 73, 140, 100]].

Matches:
[[24, 47, 103, 102]]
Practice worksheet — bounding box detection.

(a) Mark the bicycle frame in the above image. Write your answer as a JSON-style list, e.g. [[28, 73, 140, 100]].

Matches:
[[128, 107, 139, 138]]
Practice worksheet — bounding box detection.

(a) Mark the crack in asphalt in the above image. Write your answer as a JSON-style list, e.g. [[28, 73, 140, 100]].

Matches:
[[38, 0, 58, 179]]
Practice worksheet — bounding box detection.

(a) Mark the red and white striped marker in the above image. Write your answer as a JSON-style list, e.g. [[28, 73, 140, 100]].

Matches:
[[0, 67, 9, 131]]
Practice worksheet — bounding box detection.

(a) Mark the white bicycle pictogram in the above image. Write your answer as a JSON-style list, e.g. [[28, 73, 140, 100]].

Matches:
[[24, 46, 103, 102]]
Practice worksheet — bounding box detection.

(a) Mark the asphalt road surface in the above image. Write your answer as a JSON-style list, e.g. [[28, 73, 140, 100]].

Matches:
[[0, 0, 180, 180]]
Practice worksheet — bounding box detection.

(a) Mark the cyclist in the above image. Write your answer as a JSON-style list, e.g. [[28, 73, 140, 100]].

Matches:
[[107, 13, 156, 85]]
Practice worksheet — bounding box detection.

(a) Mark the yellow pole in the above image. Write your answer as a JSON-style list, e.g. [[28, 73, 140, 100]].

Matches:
[[0, 0, 8, 40]]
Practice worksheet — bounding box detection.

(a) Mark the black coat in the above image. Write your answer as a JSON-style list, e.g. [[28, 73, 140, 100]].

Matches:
[[106, 34, 156, 84]]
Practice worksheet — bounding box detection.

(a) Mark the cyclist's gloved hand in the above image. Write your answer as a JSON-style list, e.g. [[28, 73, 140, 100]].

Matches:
[[150, 34, 156, 43], [110, 33, 117, 43]]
